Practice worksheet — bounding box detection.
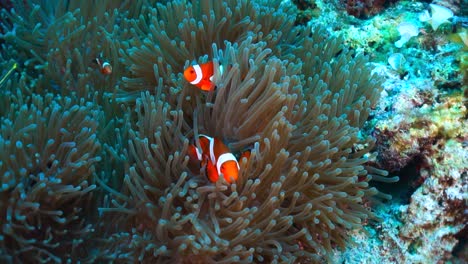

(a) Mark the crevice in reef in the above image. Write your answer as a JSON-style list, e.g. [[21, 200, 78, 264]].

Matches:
[[373, 155, 426, 205]]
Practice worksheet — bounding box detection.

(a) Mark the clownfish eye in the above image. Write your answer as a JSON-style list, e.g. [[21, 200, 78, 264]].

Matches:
[[190, 70, 195, 73]]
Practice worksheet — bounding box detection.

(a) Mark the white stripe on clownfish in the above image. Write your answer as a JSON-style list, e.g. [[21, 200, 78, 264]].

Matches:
[[209, 135, 216, 165], [216, 153, 239, 175], [193, 134, 212, 161], [187, 134, 244, 184], [184, 61, 226, 91], [206, 135, 239, 177], [190, 64, 203, 85], [194, 144, 203, 160]]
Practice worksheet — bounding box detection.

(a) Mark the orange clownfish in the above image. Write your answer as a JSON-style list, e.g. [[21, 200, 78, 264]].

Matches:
[[94, 58, 112, 75], [183, 61, 223, 91], [188, 135, 240, 183]]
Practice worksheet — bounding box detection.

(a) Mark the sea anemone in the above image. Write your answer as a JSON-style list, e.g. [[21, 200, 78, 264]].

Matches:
[[98, 0, 397, 262], [0, 94, 101, 263], [0, 0, 397, 263]]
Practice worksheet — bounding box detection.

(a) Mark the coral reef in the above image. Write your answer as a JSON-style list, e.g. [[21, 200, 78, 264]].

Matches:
[[345, 0, 397, 19], [398, 137, 466, 262], [291, 0, 321, 25], [373, 81, 466, 172], [307, 0, 467, 263], [2, 0, 465, 263], [371, 73, 467, 263], [0, 0, 399, 262], [330, 63, 467, 264]]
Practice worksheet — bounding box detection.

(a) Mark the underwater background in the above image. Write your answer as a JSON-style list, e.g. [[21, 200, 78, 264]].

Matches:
[[0, 0, 466, 263]]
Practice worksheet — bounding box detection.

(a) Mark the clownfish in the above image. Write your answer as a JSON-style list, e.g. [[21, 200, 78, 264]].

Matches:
[[183, 61, 223, 91], [188, 135, 240, 183], [93, 58, 112, 75]]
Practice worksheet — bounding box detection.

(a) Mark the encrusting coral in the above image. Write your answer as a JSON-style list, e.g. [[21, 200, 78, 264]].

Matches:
[[0, 0, 398, 263]]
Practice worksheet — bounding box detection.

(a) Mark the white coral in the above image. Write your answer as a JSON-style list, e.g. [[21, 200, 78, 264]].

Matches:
[[395, 22, 419, 48], [419, 4, 454, 31]]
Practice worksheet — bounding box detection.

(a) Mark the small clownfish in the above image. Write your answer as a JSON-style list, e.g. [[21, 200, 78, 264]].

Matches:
[[183, 61, 223, 91], [188, 135, 240, 183], [94, 58, 112, 75]]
